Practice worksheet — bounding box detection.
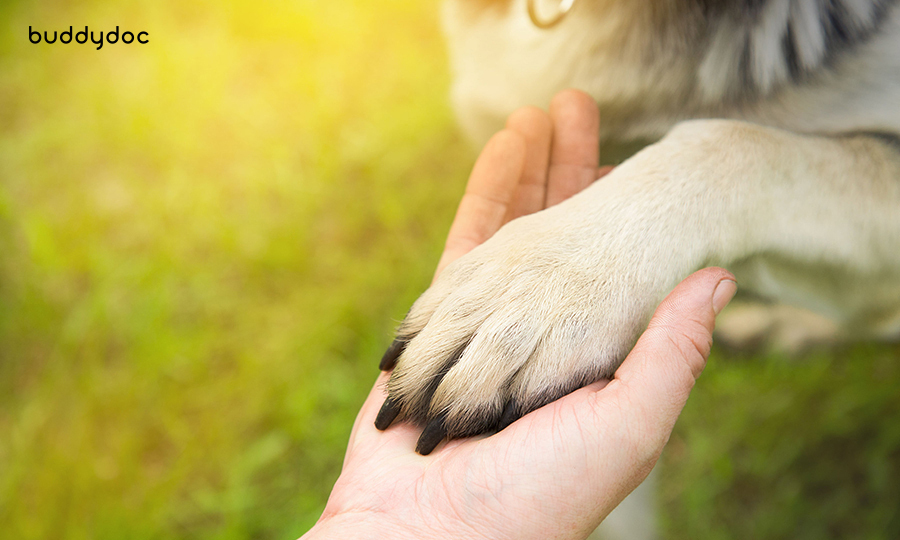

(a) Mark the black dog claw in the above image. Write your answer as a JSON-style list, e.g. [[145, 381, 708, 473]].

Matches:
[[416, 416, 447, 455], [379, 338, 407, 371], [374, 397, 401, 430], [496, 399, 520, 432]]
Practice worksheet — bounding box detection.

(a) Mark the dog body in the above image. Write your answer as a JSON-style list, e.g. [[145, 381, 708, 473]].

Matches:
[[444, 0, 900, 145], [379, 2, 900, 537]]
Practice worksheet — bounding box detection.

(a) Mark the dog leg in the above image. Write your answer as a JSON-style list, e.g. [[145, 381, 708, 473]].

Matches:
[[715, 299, 846, 353]]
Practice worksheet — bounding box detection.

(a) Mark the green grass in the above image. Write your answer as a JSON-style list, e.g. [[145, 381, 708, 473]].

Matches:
[[1, 1, 898, 539], [1, 1, 469, 537]]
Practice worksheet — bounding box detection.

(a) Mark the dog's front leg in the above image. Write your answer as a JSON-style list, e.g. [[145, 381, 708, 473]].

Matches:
[[667, 121, 900, 338], [377, 119, 900, 452]]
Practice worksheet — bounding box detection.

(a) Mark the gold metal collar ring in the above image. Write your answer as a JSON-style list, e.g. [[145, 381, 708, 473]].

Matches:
[[527, 0, 577, 29]]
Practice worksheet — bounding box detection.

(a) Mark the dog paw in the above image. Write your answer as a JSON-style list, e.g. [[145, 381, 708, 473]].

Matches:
[[374, 193, 690, 454], [714, 300, 843, 354]]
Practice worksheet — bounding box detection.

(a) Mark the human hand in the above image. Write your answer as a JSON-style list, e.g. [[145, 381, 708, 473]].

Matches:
[[434, 89, 612, 278], [302, 90, 737, 540]]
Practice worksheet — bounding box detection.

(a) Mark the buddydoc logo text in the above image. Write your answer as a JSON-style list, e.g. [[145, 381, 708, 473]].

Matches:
[[30, 26, 149, 50]]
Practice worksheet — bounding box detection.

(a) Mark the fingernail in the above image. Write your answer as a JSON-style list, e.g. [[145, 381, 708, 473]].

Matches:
[[712, 279, 737, 315]]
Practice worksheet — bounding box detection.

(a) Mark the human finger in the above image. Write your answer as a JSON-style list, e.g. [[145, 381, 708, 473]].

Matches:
[[434, 129, 526, 278], [604, 267, 737, 454], [503, 106, 553, 220], [546, 89, 600, 206]]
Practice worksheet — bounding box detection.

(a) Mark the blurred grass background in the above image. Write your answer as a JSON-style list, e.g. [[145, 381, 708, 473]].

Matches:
[[0, 1, 897, 539]]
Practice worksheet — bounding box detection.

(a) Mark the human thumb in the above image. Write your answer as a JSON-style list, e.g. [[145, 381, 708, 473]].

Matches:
[[606, 267, 737, 459]]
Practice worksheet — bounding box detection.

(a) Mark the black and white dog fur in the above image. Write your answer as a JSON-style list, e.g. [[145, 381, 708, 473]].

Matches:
[[376, 1, 900, 537]]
